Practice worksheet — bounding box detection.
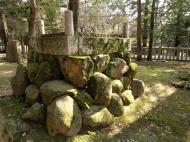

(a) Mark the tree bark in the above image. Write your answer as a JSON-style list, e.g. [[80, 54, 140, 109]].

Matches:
[[68, 0, 79, 35], [137, 0, 142, 61], [143, 0, 149, 47], [147, 0, 156, 61], [0, 13, 8, 50], [27, 0, 40, 63]]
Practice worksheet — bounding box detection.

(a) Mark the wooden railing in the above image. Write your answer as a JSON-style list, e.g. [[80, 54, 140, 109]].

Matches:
[[131, 47, 190, 61]]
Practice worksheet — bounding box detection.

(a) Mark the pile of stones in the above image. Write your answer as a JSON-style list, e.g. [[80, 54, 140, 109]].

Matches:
[[11, 53, 145, 137], [172, 71, 190, 89]]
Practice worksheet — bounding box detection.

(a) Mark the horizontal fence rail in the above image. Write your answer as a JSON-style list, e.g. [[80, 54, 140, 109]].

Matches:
[[131, 47, 190, 61]]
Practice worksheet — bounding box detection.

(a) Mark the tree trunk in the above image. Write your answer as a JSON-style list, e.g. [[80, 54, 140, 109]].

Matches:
[[68, 0, 79, 35], [143, 0, 149, 47], [27, 0, 40, 63], [0, 13, 8, 50], [147, 0, 156, 61], [137, 0, 142, 61]]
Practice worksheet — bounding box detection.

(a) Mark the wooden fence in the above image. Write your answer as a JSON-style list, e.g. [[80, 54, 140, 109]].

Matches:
[[131, 47, 190, 61]]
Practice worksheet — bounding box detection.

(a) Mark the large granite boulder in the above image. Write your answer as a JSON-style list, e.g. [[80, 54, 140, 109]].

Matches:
[[25, 85, 40, 105], [106, 58, 128, 79], [131, 79, 145, 98], [66, 89, 94, 109], [11, 64, 29, 96], [87, 72, 112, 106], [111, 80, 123, 94], [92, 54, 110, 73], [22, 103, 46, 123], [121, 77, 131, 90], [107, 93, 124, 117], [120, 90, 135, 105], [82, 105, 114, 128], [47, 96, 82, 137], [0, 117, 12, 142], [40, 80, 75, 106], [6, 40, 22, 63], [59, 56, 94, 88]]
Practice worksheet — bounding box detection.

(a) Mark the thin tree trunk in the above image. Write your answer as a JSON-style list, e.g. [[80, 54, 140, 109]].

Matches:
[[143, 0, 149, 47], [137, 0, 142, 61], [0, 13, 8, 50], [27, 0, 40, 63], [68, 0, 79, 35], [147, 0, 156, 61]]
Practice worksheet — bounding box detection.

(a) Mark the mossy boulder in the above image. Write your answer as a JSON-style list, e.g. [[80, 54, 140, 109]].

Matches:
[[92, 54, 110, 73], [123, 51, 131, 65], [107, 93, 124, 117], [111, 80, 123, 94], [59, 56, 94, 88], [0, 117, 13, 142], [35, 61, 53, 86], [82, 105, 114, 128], [11, 64, 30, 96], [22, 103, 46, 123], [120, 90, 135, 105], [66, 89, 94, 109], [47, 96, 82, 137], [87, 72, 112, 106], [40, 80, 76, 106], [25, 85, 40, 105], [125, 62, 138, 81], [131, 79, 145, 98], [121, 77, 131, 90], [26, 63, 39, 83], [106, 58, 128, 79]]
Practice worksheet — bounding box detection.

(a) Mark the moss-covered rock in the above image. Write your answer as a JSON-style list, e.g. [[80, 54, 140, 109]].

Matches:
[[47, 96, 82, 137], [59, 56, 94, 88], [123, 51, 131, 65], [11, 64, 30, 96], [107, 93, 124, 117], [87, 72, 112, 106], [111, 80, 123, 94], [66, 89, 94, 109], [131, 79, 145, 98], [91, 54, 110, 73], [106, 58, 129, 79], [22, 103, 46, 123], [120, 90, 135, 105], [121, 76, 131, 90], [27, 63, 39, 83], [35, 61, 53, 86], [40, 80, 76, 106], [125, 62, 138, 81], [82, 105, 114, 128], [25, 84, 40, 105]]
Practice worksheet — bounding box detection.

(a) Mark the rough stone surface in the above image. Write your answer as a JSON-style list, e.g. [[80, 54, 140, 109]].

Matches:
[[59, 56, 94, 88], [87, 72, 112, 106], [26, 63, 39, 83], [92, 54, 110, 73], [66, 89, 94, 109], [47, 96, 82, 137], [120, 90, 135, 105], [6, 40, 22, 63], [111, 80, 123, 94], [82, 105, 114, 128], [22, 103, 46, 123], [106, 58, 129, 79], [0, 117, 12, 142], [25, 85, 40, 105], [11, 64, 29, 96], [121, 77, 131, 90], [125, 62, 138, 81], [131, 79, 145, 98], [107, 93, 124, 117], [40, 80, 75, 106]]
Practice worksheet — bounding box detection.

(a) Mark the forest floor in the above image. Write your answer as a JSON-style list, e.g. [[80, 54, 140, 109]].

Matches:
[[0, 53, 190, 142]]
